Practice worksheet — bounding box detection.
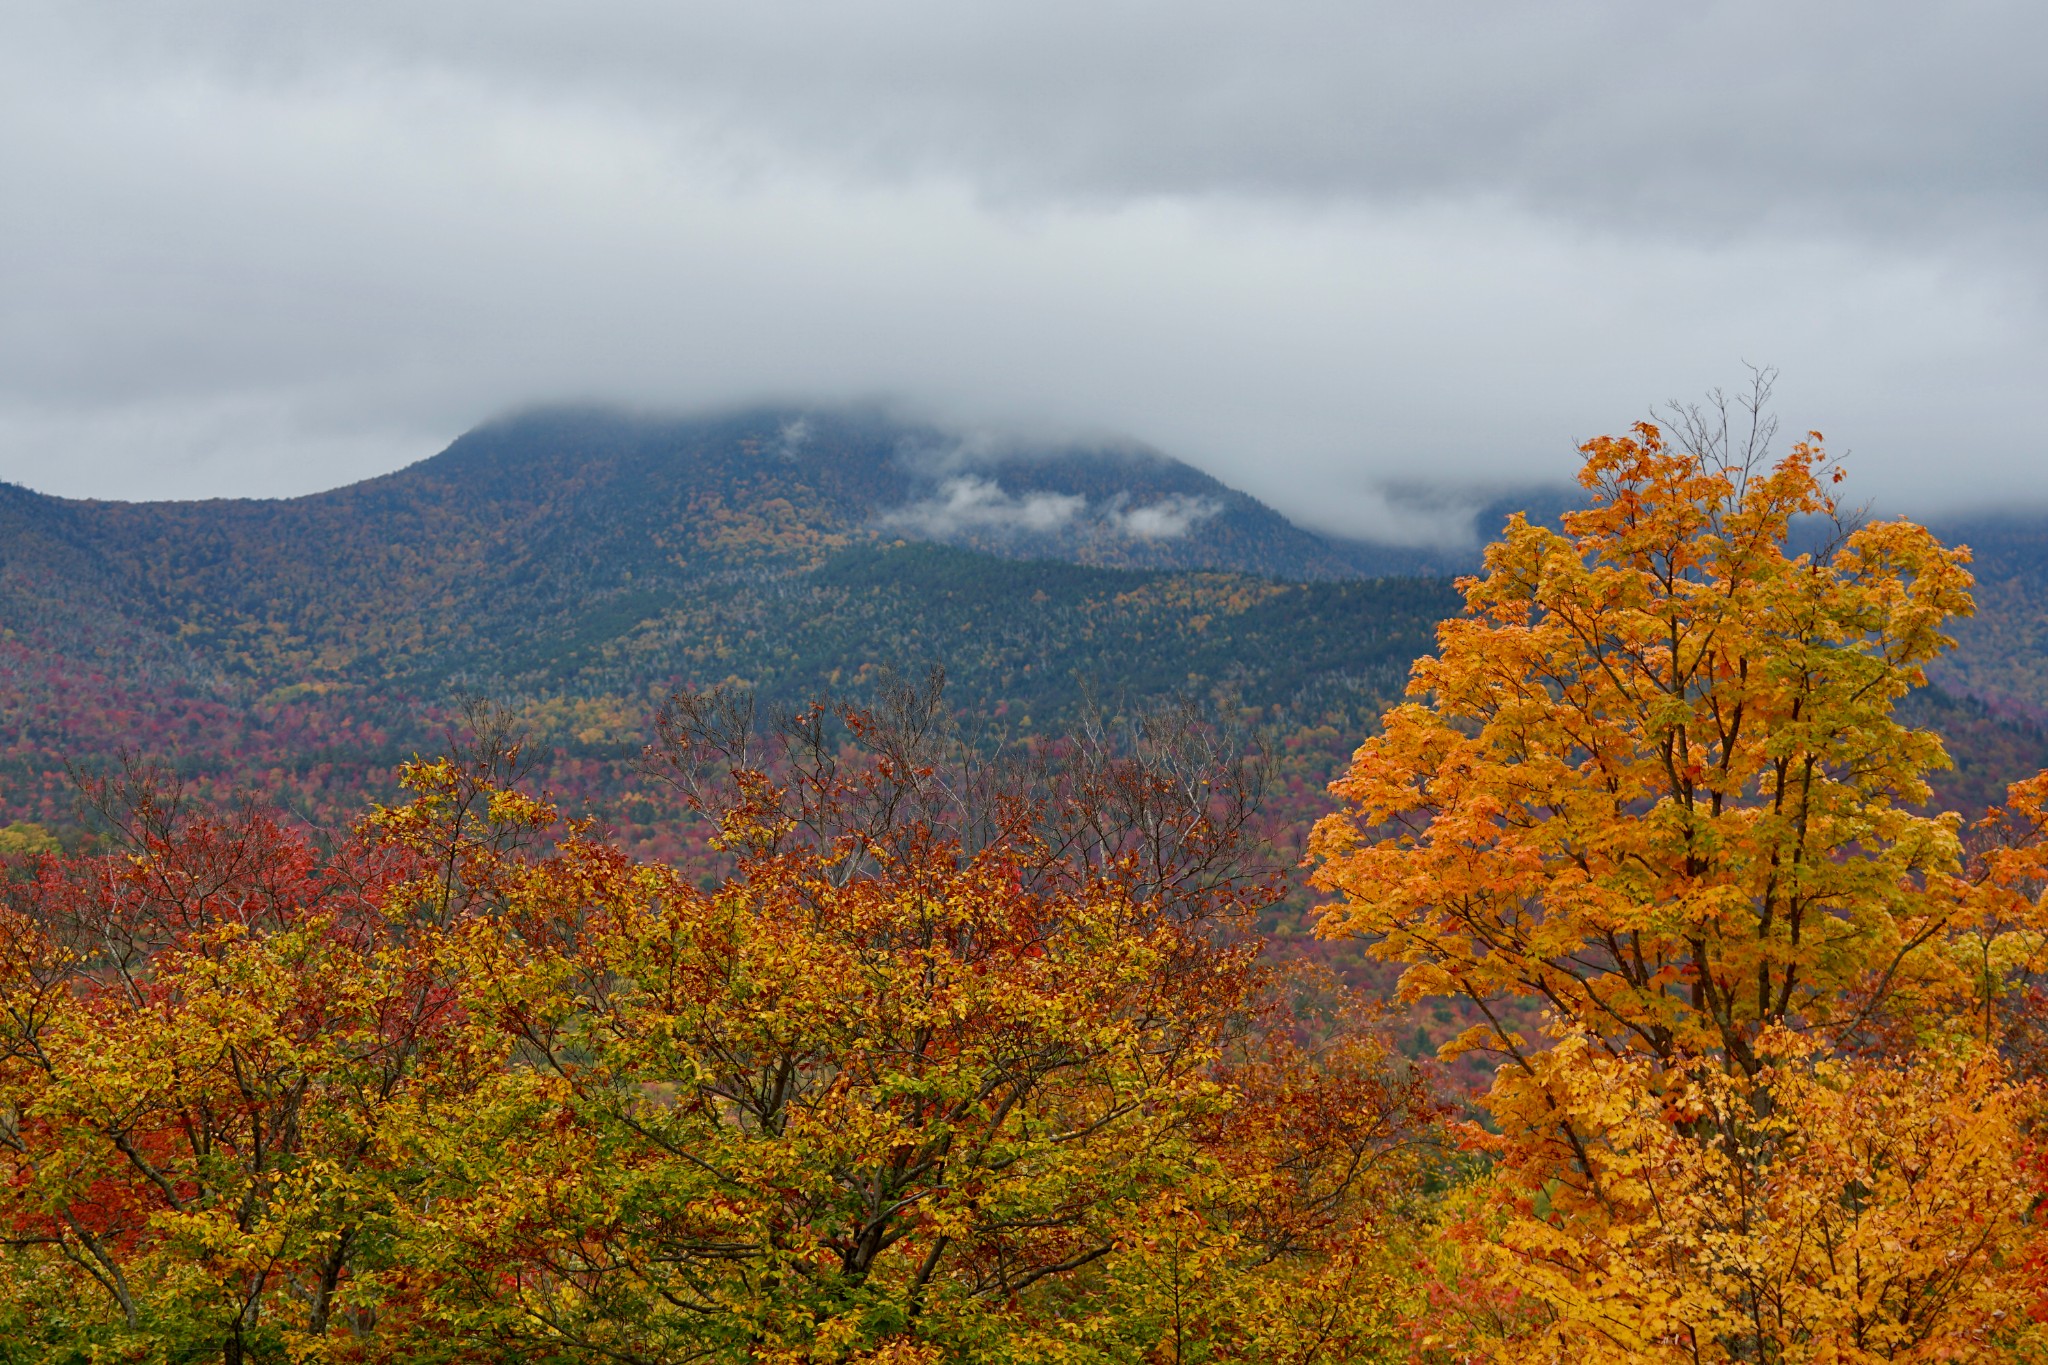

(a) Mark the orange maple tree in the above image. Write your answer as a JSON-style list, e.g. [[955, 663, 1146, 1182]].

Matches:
[[1310, 392, 2048, 1360]]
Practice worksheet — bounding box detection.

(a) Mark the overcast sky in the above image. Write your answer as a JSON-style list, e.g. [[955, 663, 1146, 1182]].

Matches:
[[1, 1, 2042, 540]]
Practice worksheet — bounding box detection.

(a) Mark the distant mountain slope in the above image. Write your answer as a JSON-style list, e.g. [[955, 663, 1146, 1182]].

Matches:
[[3, 405, 2047, 847], [1926, 512, 2048, 719], [0, 540, 1458, 850], [0, 403, 1463, 849], [0, 406, 1381, 689]]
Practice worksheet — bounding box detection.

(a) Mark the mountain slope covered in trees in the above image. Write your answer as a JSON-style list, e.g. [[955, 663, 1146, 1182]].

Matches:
[[2, 405, 2046, 847], [0, 406, 1373, 687], [0, 407, 1475, 844]]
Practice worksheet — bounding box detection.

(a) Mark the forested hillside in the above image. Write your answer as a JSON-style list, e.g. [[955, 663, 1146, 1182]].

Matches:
[[0, 541, 1454, 852], [4, 406, 2047, 850], [0, 407, 1363, 686], [0, 408, 1473, 853], [1928, 512, 2048, 717]]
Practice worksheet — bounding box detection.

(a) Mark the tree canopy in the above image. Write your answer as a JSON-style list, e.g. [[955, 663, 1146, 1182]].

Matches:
[[0, 690, 1441, 1363], [1311, 397, 2048, 1359]]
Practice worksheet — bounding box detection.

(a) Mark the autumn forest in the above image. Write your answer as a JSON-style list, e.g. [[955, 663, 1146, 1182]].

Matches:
[[8, 402, 2048, 1362]]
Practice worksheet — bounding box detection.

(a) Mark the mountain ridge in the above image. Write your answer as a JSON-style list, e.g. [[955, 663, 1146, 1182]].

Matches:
[[0, 406, 1471, 845], [4, 402, 2048, 848]]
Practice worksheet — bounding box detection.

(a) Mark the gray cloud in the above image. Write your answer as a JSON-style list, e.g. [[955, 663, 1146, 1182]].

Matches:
[[0, 2, 2043, 532], [29, 2, 2043, 237], [880, 477, 1087, 537], [1107, 494, 1222, 542], [880, 478, 1221, 543]]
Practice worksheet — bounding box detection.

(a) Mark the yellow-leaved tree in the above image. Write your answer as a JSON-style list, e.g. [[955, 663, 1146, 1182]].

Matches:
[[1309, 385, 2048, 1360], [359, 683, 1447, 1364]]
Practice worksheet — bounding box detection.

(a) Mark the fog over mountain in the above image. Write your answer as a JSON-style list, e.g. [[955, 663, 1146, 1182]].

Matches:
[[1, 2, 2043, 536]]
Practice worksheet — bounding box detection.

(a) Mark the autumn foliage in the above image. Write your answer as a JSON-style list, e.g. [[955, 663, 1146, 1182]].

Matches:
[[13, 392, 2048, 1360], [1311, 395, 2048, 1359], [0, 688, 1440, 1363]]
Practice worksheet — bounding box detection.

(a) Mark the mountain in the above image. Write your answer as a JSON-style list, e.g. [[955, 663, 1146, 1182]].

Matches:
[[1, 406, 1382, 688], [0, 407, 1467, 846], [3, 404, 2046, 851]]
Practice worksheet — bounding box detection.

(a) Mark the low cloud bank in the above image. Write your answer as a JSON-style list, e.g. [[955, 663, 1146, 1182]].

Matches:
[[880, 477, 1221, 542], [879, 477, 1086, 537], [1106, 492, 1222, 541]]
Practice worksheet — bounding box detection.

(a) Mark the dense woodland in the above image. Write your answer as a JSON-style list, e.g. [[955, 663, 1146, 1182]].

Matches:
[[5, 409, 2043, 847], [0, 410, 1469, 842], [7, 406, 2048, 1359]]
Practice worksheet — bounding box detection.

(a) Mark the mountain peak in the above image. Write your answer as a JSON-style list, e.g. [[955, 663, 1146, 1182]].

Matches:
[[365, 402, 1366, 580]]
